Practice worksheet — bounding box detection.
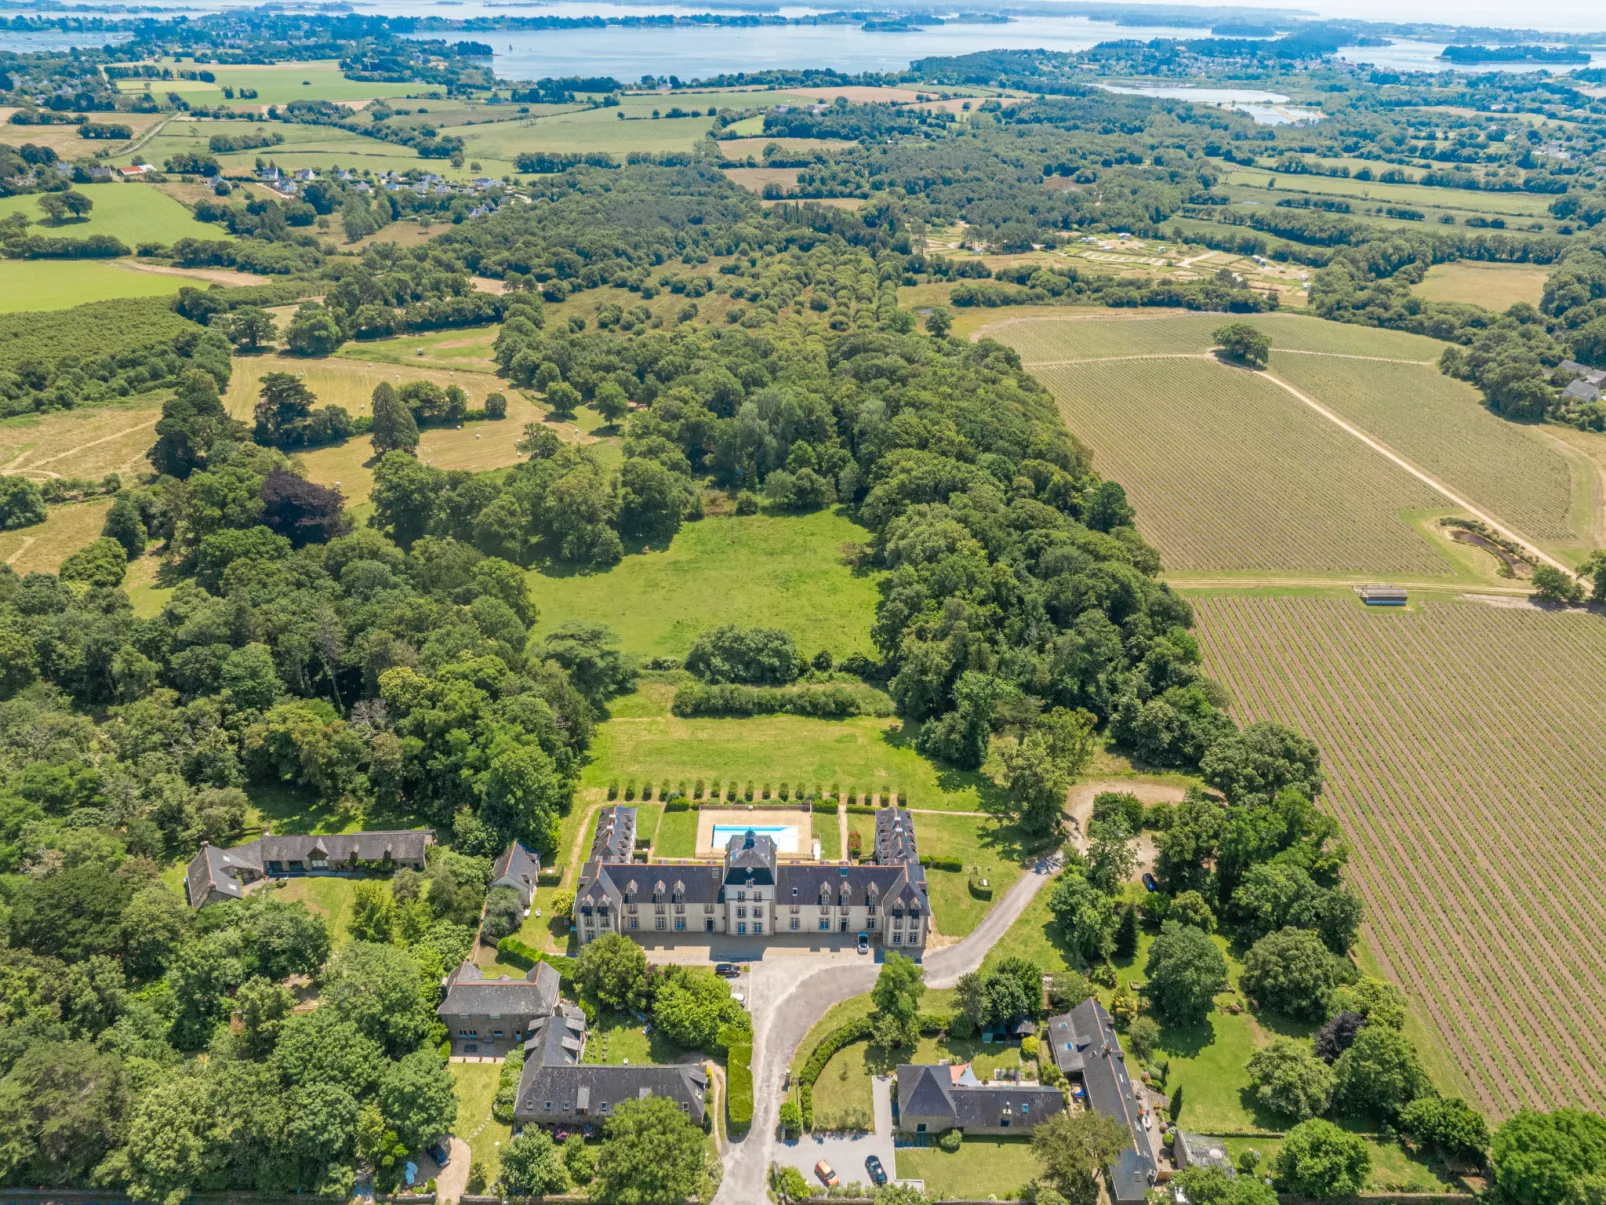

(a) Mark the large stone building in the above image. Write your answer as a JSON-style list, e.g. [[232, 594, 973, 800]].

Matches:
[[438, 959, 561, 1056], [184, 829, 435, 909], [574, 808, 930, 949], [895, 1063, 1066, 1137]]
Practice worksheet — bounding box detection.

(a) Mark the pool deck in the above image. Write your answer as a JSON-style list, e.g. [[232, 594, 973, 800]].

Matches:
[[695, 806, 816, 860]]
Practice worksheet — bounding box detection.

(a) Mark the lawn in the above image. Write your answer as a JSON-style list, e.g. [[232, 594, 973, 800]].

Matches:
[[444, 105, 715, 160], [0, 182, 223, 247], [655, 808, 700, 859], [336, 324, 502, 374], [117, 58, 425, 106], [896, 1137, 1044, 1200], [530, 508, 881, 662], [1413, 260, 1550, 311], [268, 875, 361, 945], [449, 1062, 511, 1189], [0, 259, 201, 312], [813, 811, 840, 860], [579, 686, 997, 813], [914, 812, 1030, 940], [582, 1008, 684, 1065]]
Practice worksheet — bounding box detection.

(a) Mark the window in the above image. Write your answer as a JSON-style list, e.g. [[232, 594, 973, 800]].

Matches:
[[675, 917, 686, 931], [819, 918, 831, 931], [489, 1013, 500, 1020], [790, 917, 800, 931], [629, 917, 639, 930], [736, 906, 747, 919], [493, 1030, 504, 1038], [1001, 1119, 1010, 1128], [892, 934, 901, 945], [737, 890, 746, 902], [705, 917, 715, 931], [674, 903, 685, 914], [655, 903, 665, 914], [754, 922, 763, 934], [737, 922, 747, 935], [310, 858, 328, 869], [655, 917, 666, 930]]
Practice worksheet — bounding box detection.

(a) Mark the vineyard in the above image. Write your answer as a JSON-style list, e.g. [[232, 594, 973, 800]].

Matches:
[[1270, 354, 1582, 545], [1197, 595, 1606, 1117], [1032, 358, 1451, 574]]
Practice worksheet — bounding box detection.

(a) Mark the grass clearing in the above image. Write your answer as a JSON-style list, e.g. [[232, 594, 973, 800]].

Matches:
[[656, 807, 700, 859], [267, 875, 360, 945], [0, 182, 223, 247], [1198, 595, 1606, 1117], [0, 259, 206, 312], [1414, 260, 1550, 311], [0, 499, 114, 574], [813, 811, 840, 860], [450, 106, 714, 159], [0, 396, 164, 481], [529, 508, 881, 661], [583, 1009, 683, 1065], [117, 59, 424, 106], [1222, 167, 1557, 219]]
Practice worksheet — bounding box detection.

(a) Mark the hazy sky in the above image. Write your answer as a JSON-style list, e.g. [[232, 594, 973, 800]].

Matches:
[[1206, 0, 1603, 30]]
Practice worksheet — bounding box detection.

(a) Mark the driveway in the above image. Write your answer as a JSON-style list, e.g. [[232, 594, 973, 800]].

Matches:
[[711, 854, 1061, 1205], [419, 1136, 470, 1204], [773, 1076, 895, 1194]]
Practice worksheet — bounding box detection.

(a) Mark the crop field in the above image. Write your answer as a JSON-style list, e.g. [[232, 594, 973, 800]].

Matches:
[[1414, 260, 1550, 311], [0, 108, 165, 157], [0, 182, 223, 246], [530, 507, 881, 659], [442, 107, 715, 159], [1197, 595, 1606, 1117], [1270, 354, 1584, 546], [164, 121, 522, 181], [1028, 357, 1450, 574], [718, 136, 855, 159]]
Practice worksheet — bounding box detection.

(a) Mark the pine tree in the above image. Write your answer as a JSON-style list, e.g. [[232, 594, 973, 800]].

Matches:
[[1114, 902, 1139, 959], [370, 382, 419, 457]]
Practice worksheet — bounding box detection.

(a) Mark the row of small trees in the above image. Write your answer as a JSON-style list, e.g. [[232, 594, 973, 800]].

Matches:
[[606, 778, 905, 805]]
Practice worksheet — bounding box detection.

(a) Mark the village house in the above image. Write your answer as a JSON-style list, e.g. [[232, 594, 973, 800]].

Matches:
[[183, 829, 435, 909], [895, 1063, 1066, 1136], [1045, 999, 1158, 1205]]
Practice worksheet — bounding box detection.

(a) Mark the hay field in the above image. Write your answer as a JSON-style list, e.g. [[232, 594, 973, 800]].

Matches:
[[1028, 357, 1450, 574], [1413, 260, 1550, 311], [0, 108, 165, 157], [115, 59, 422, 106], [440, 107, 714, 160], [0, 400, 163, 482], [1197, 594, 1606, 1117], [0, 183, 223, 247], [0, 498, 114, 574]]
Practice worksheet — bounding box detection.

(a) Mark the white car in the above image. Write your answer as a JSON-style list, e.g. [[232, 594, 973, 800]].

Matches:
[[731, 992, 746, 1007]]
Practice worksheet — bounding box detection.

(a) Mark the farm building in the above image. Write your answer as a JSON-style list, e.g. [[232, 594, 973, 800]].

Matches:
[[1356, 584, 1408, 606]]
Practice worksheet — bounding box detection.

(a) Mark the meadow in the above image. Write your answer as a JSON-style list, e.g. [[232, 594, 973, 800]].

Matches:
[[529, 507, 882, 660], [0, 182, 224, 246], [115, 59, 425, 106], [440, 105, 715, 160], [1221, 167, 1559, 220], [0, 107, 165, 157], [0, 498, 115, 575], [1197, 594, 1606, 1118], [0, 259, 204, 312], [1413, 260, 1551, 311]]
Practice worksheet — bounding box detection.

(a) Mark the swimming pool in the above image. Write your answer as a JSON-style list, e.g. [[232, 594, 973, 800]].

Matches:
[[711, 824, 800, 854]]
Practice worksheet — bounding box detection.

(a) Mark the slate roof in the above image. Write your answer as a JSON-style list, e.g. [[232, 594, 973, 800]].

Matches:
[[185, 841, 261, 908], [514, 1062, 708, 1126], [523, 1004, 588, 1068], [1564, 378, 1601, 404], [723, 830, 778, 885], [1560, 359, 1606, 386], [1045, 999, 1157, 1204], [777, 864, 929, 914], [492, 841, 541, 905], [257, 830, 434, 865], [579, 862, 725, 908], [438, 960, 560, 1021], [590, 806, 637, 861], [895, 1064, 1065, 1131], [875, 808, 919, 865]]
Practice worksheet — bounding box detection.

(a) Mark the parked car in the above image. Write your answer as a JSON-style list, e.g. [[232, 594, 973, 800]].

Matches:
[[1141, 872, 1158, 893], [815, 1161, 839, 1187], [425, 1141, 450, 1168], [731, 991, 746, 1007], [714, 963, 741, 978], [856, 932, 870, 955], [866, 1155, 887, 1186]]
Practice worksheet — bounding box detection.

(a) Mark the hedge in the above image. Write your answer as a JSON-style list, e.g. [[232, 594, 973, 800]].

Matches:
[[727, 1042, 754, 1128], [671, 681, 863, 719], [495, 938, 578, 982], [920, 855, 964, 872], [814, 801, 839, 814], [845, 804, 880, 816], [664, 798, 690, 812]]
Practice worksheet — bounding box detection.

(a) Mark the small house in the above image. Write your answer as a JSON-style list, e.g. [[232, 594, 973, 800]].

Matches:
[[895, 1064, 1065, 1137], [491, 841, 542, 910]]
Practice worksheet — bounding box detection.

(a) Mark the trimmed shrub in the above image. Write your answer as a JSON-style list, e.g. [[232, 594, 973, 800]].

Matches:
[[727, 1042, 754, 1128], [497, 936, 541, 969], [815, 800, 839, 814], [920, 855, 965, 872], [624, 780, 636, 801], [607, 780, 619, 800], [797, 1016, 875, 1130], [846, 804, 878, 816], [693, 778, 704, 799], [492, 1047, 525, 1123], [745, 781, 755, 800], [664, 798, 690, 812], [778, 781, 790, 801], [938, 1127, 962, 1152]]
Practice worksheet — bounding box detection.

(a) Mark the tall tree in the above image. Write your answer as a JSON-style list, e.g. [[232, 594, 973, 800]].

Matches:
[[590, 1096, 706, 1205], [370, 382, 420, 457], [1144, 920, 1228, 1027], [1030, 1106, 1129, 1203]]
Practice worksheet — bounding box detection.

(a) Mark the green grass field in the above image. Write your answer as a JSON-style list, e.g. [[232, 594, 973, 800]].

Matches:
[[578, 682, 997, 814], [448, 1062, 512, 1188], [0, 183, 223, 247], [896, 1137, 1044, 1199], [529, 508, 882, 661], [116, 59, 426, 106], [0, 259, 203, 311], [443, 106, 715, 160], [336, 324, 502, 373], [269, 875, 360, 945], [1222, 167, 1557, 219]]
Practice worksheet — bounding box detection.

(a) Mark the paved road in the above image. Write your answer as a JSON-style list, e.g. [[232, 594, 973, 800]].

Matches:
[[711, 853, 1062, 1205], [773, 1075, 895, 1193]]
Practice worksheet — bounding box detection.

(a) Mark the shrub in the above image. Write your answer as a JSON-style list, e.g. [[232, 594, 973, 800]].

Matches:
[[774, 1165, 810, 1201], [778, 1100, 803, 1136], [727, 1041, 754, 1128], [938, 1127, 962, 1152], [778, 781, 789, 800], [694, 778, 704, 799], [920, 855, 965, 872], [607, 780, 619, 800], [745, 781, 754, 800], [492, 1047, 525, 1123], [1021, 1035, 1040, 1059], [624, 780, 636, 801], [797, 1016, 875, 1130], [481, 885, 525, 939], [847, 831, 863, 859], [497, 936, 541, 970], [815, 1107, 872, 1133]]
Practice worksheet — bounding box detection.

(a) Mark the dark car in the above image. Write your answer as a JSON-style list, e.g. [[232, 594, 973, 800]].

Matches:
[[425, 1141, 450, 1168], [866, 1155, 887, 1186], [1141, 872, 1158, 893], [714, 963, 741, 978]]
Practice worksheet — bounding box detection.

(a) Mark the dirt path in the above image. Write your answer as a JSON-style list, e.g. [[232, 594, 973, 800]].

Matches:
[[116, 260, 269, 287], [1259, 366, 1569, 574], [5, 536, 35, 566], [837, 807, 848, 861], [1276, 349, 1437, 366], [1022, 353, 1203, 369], [25, 416, 159, 473], [1064, 780, 1187, 859]]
